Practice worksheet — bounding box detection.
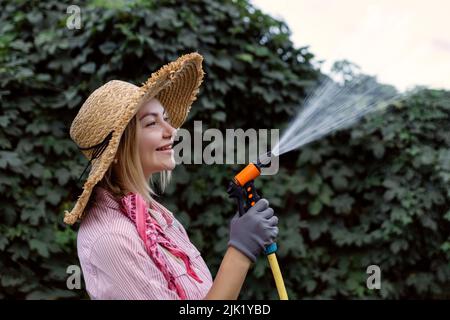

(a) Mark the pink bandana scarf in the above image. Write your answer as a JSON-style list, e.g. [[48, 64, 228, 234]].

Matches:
[[120, 192, 203, 299]]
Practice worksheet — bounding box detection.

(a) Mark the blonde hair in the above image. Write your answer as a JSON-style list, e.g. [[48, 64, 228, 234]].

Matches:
[[89, 111, 171, 209]]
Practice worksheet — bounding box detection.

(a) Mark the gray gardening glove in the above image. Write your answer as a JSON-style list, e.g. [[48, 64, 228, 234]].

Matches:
[[228, 199, 279, 263]]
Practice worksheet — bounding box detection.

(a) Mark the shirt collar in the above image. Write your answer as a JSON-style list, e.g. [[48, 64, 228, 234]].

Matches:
[[94, 186, 121, 211], [94, 186, 174, 228]]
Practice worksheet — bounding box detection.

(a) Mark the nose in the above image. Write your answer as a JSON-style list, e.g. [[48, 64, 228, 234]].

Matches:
[[162, 119, 177, 140]]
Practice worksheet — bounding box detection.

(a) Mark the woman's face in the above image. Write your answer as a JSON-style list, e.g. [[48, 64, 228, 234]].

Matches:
[[137, 98, 177, 179]]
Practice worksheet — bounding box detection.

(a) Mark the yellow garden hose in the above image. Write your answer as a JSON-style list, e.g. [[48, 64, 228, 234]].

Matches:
[[265, 243, 289, 300]]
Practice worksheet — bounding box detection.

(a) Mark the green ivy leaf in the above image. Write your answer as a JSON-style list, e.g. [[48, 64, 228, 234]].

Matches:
[[308, 199, 322, 215], [29, 239, 50, 258], [80, 62, 96, 74], [331, 194, 354, 214], [236, 53, 253, 63], [212, 111, 226, 122]]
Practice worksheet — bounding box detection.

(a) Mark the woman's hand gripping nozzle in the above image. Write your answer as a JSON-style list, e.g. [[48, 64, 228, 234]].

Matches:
[[226, 151, 289, 300]]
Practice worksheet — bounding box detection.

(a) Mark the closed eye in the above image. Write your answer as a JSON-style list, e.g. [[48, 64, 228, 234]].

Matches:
[[145, 115, 169, 127]]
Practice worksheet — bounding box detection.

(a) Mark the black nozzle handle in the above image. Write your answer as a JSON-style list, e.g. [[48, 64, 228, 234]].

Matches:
[[227, 181, 246, 217], [243, 180, 261, 211]]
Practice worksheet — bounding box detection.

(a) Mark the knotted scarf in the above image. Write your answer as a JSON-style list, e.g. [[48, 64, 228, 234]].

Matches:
[[120, 192, 203, 299]]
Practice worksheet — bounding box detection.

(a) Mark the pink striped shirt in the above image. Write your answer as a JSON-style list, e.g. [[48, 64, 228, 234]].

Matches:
[[77, 186, 213, 300]]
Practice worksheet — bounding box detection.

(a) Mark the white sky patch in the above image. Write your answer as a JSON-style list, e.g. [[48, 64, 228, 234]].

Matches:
[[251, 0, 450, 91]]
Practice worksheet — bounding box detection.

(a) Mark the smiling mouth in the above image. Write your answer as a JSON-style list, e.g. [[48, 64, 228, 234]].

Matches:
[[156, 144, 173, 151]]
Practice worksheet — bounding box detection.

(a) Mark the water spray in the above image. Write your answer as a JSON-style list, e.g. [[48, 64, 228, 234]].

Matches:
[[225, 66, 412, 299]]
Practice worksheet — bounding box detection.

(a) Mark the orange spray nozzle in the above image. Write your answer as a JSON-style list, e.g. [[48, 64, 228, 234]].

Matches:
[[233, 162, 261, 186], [233, 151, 272, 186], [228, 152, 272, 217]]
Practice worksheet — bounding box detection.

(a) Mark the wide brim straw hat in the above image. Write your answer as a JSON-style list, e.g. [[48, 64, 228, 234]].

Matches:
[[63, 52, 204, 225]]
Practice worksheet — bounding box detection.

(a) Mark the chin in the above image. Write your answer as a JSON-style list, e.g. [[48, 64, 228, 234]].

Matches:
[[162, 161, 176, 171], [167, 162, 176, 171]]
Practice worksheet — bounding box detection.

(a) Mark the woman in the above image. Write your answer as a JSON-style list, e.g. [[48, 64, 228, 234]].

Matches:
[[64, 52, 279, 300]]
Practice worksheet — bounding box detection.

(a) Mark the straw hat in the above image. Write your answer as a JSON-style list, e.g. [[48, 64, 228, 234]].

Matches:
[[63, 52, 204, 225]]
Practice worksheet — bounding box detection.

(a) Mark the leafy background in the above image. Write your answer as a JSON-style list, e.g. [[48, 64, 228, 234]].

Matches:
[[0, 0, 449, 299]]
